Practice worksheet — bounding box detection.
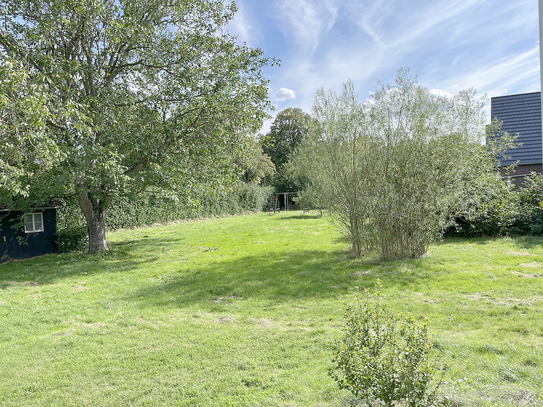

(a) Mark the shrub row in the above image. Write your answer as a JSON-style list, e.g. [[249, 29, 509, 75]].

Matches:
[[446, 174, 543, 237]]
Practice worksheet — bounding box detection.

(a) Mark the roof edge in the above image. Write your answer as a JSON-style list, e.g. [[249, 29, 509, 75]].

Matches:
[[491, 91, 541, 100]]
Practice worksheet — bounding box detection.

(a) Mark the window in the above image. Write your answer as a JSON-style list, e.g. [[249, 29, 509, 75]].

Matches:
[[24, 213, 44, 233]]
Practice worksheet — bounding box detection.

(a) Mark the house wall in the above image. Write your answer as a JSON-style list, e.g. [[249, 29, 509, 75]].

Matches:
[[0, 209, 58, 263], [500, 163, 543, 188], [491, 92, 542, 166], [539, 0, 543, 162]]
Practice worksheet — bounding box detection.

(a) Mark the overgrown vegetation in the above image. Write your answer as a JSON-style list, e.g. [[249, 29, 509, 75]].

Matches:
[[293, 69, 508, 260], [446, 172, 543, 238]]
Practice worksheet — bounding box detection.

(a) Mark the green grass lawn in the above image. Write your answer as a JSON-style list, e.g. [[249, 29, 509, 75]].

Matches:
[[1, 211, 542, 406]]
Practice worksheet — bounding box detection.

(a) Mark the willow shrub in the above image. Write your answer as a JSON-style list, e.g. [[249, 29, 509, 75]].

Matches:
[[296, 69, 508, 259]]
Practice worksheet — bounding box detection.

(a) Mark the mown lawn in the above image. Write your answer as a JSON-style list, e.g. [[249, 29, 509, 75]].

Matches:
[[0, 211, 542, 406]]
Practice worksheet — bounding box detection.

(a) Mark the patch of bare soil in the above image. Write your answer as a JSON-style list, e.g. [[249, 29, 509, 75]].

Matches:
[[218, 315, 236, 324], [258, 319, 274, 328], [352, 271, 372, 276], [519, 261, 543, 268], [508, 251, 535, 256], [213, 296, 238, 303]]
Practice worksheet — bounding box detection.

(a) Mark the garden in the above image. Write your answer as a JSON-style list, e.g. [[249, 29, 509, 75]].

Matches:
[[1, 1, 542, 405]]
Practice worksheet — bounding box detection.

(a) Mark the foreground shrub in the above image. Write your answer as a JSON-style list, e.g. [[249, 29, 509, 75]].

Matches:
[[330, 284, 446, 406]]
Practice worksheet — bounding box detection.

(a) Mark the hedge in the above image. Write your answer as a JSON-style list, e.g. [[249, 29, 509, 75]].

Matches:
[[57, 183, 273, 252]]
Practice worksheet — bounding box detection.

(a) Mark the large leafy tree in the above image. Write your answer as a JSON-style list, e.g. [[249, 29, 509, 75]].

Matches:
[[261, 107, 311, 193], [0, 0, 272, 253], [239, 138, 275, 185], [261, 107, 310, 171]]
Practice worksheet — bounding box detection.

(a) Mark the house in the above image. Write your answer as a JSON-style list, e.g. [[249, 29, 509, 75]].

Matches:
[[491, 92, 542, 187], [0, 207, 58, 263]]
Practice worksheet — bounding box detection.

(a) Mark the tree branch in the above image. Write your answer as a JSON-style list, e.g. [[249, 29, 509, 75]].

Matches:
[[46, 119, 69, 132]]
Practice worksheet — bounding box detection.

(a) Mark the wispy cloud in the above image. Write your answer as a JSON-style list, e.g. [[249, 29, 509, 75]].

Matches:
[[435, 47, 541, 97], [386, 0, 488, 48], [272, 0, 338, 55], [227, 3, 255, 45], [346, 0, 395, 46], [236, 0, 540, 122]]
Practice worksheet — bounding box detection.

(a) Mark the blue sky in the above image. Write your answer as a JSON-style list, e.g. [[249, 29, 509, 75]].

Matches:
[[227, 0, 540, 131]]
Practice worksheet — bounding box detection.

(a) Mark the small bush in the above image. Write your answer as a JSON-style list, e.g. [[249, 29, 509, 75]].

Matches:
[[56, 226, 88, 253], [330, 283, 447, 406]]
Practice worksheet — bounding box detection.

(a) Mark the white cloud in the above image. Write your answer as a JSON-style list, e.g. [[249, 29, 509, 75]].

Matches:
[[437, 47, 540, 96], [274, 88, 297, 101], [255, 0, 539, 123], [388, 0, 487, 48], [430, 89, 454, 98], [347, 0, 395, 46]]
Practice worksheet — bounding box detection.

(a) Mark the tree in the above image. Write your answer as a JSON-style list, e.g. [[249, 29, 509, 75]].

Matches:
[[297, 69, 503, 259], [0, 0, 273, 253], [261, 107, 311, 191], [239, 138, 275, 185]]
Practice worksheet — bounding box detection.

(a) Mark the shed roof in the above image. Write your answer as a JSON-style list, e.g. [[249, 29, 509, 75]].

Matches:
[[491, 92, 542, 166]]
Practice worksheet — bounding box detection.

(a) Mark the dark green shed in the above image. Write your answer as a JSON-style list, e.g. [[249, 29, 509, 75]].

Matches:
[[0, 208, 58, 263]]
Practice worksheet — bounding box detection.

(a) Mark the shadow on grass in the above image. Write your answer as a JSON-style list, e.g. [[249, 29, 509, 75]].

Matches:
[[0, 227, 467, 308], [0, 236, 171, 285], [435, 236, 498, 246], [275, 213, 323, 221], [508, 235, 543, 250], [438, 235, 543, 250]]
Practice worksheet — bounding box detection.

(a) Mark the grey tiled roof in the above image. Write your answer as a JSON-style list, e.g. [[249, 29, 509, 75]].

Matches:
[[491, 92, 542, 166]]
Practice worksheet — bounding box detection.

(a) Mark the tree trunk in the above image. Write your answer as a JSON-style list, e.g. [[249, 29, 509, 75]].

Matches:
[[77, 192, 108, 254]]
